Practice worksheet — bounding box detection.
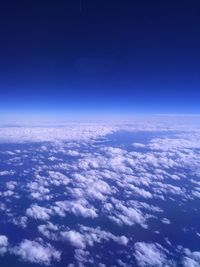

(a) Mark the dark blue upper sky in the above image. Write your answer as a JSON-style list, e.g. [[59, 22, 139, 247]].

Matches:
[[0, 0, 200, 118]]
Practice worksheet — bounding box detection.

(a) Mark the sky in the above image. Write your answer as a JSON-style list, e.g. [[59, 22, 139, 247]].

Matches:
[[0, 0, 200, 119]]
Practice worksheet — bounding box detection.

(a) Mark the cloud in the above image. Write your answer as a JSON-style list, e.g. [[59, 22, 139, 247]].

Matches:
[[0, 124, 114, 143], [11, 239, 61, 265], [11, 216, 28, 229], [0, 235, 8, 255], [61, 230, 86, 249], [59, 226, 129, 266], [132, 142, 146, 148], [53, 199, 98, 219], [108, 201, 147, 227], [48, 171, 70, 186], [182, 248, 200, 267], [0, 170, 15, 176], [81, 225, 129, 246], [38, 223, 128, 249], [38, 222, 59, 241], [26, 204, 53, 221], [0, 120, 200, 266], [6, 181, 17, 190], [134, 242, 174, 267], [162, 218, 171, 224], [74, 248, 91, 265]]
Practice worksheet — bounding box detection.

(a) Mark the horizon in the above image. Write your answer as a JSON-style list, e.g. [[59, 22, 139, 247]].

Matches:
[[0, 1, 200, 267], [0, 113, 200, 125]]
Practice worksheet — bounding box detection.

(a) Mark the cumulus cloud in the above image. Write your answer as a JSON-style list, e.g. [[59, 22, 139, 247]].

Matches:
[[53, 199, 98, 219], [182, 248, 200, 267], [64, 225, 129, 250], [48, 171, 70, 186], [26, 204, 52, 221], [0, 170, 15, 176], [0, 235, 8, 255], [38, 222, 59, 241], [6, 181, 17, 191], [11, 239, 61, 265], [134, 242, 174, 267], [0, 120, 200, 266], [61, 230, 86, 249], [11, 216, 28, 229], [38, 223, 128, 249], [108, 201, 147, 227]]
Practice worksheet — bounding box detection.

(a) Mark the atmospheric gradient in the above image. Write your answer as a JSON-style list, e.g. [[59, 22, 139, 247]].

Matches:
[[0, 1, 200, 266]]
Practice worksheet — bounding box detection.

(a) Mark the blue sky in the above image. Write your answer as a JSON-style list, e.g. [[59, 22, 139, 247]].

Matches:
[[0, 0, 200, 119]]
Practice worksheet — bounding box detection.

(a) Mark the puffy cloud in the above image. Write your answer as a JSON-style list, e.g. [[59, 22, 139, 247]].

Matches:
[[6, 181, 17, 190], [78, 225, 129, 247], [61, 225, 128, 249], [48, 171, 70, 186], [148, 133, 200, 151], [27, 181, 51, 200], [182, 248, 200, 267], [74, 248, 91, 265], [134, 242, 174, 267], [26, 204, 52, 221], [0, 120, 200, 266], [0, 190, 15, 197], [0, 170, 15, 176], [38, 222, 59, 240], [11, 239, 61, 265], [126, 184, 152, 199], [53, 199, 98, 219], [0, 235, 8, 255], [61, 230, 86, 249], [39, 223, 128, 249], [11, 216, 28, 229], [108, 202, 147, 227]]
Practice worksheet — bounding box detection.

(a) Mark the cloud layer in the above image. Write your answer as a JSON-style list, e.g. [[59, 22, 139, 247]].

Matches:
[[0, 119, 199, 266]]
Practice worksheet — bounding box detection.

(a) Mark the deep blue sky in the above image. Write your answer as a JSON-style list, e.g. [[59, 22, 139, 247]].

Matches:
[[0, 0, 200, 118]]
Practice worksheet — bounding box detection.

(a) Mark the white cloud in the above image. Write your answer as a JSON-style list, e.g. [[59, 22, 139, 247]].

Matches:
[[26, 204, 52, 221], [11, 216, 28, 229], [74, 248, 91, 265], [38, 222, 59, 241], [61, 230, 86, 249], [0, 235, 8, 255], [162, 218, 171, 224], [182, 248, 200, 267], [0, 170, 15, 176], [0, 124, 114, 143], [6, 181, 17, 190], [109, 202, 147, 227], [78, 225, 129, 247], [38, 223, 128, 249], [53, 199, 98, 219], [134, 242, 174, 267], [11, 239, 61, 265], [48, 171, 70, 186], [132, 142, 146, 148], [0, 120, 200, 266]]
